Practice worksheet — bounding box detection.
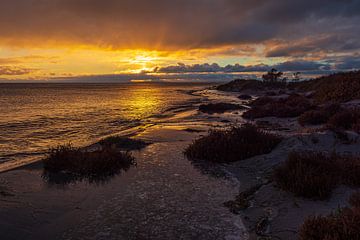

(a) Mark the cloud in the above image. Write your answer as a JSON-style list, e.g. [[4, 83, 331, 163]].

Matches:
[[0, 66, 34, 75], [153, 60, 333, 73], [0, 0, 359, 52]]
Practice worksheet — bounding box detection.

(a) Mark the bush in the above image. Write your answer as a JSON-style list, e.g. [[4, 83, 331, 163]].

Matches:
[[336, 154, 360, 186], [42, 144, 135, 184], [99, 136, 148, 150], [216, 79, 286, 92], [292, 71, 360, 103], [349, 192, 360, 209], [238, 94, 252, 100], [274, 152, 338, 200], [327, 108, 360, 133], [298, 103, 341, 126], [299, 192, 360, 240], [184, 124, 282, 163], [243, 94, 313, 119], [274, 152, 360, 199], [198, 103, 245, 114]]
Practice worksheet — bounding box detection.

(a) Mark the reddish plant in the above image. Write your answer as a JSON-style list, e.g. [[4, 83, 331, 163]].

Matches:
[[184, 124, 282, 163], [299, 192, 360, 240], [274, 151, 339, 200], [243, 94, 314, 119]]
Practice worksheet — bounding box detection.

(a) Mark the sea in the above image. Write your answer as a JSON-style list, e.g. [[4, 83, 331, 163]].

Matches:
[[0, 82, 213, 166]]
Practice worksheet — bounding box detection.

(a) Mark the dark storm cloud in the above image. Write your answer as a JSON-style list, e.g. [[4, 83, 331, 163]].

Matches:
[[0, 0, 360, 52]]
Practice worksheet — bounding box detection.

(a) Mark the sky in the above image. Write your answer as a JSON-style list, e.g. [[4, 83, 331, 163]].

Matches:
[[1, 0, 360, 82]]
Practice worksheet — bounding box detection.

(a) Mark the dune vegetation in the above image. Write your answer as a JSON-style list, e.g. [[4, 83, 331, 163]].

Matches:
[[42, 144, 135, 184], [299, 192, 360, 240], [184, 124, 282, 163], [274, 151, 360, 200], [243, 94, 314, 119]]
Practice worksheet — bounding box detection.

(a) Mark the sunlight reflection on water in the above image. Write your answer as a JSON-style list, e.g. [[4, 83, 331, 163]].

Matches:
[[0, 83, 209, 164]]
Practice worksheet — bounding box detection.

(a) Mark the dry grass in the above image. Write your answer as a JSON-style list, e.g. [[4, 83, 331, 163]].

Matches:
[[184, 124, 282, 163], [99, 136, 148, 150], [243, 94, 314, 119], [42, 144, 135, 184], [327, 108, 360, 133], [238, 94, 252, 100], [216, 79, 286, 92], [198, 103, 245, 114], [274, 152, 360, 199], [299, 192, 360, 240], [274, 152, 338, 200], [298, 103, 341, 126], [293, 71, 360, 103]]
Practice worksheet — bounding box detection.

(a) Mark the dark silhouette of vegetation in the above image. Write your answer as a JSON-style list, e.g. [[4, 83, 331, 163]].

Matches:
[[274, 152, 360, 200], [198, 103, 245, 114], [274, 152, 338, 200], [243, 94, 313, 119], [349, 192, 360, 208], [298, 103, 341, 126], [299, 192, 360, 240], [293, 71, 360, 103], [216, 79, 286, 92], [42, 144, 135, 184], [238, 94, 252, 100], [327, 108, 360, 134], [184, 124, 282, 163], [262, 68, 285, 83], [99, 136, 148, 150]]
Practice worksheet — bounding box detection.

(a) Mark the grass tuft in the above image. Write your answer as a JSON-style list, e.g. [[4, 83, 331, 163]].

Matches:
[[274, 152, 360, 199], [184, 124, 282, 163], [298, 103, 341, 126], [98, 136, 148, 150], [299, 192, 360, 240], [42, 144, 135, 184], [243, 94, 313, 119], [198, 103, 245, 114], [274, 152, 338, 200], [327, 108, 360, 133]]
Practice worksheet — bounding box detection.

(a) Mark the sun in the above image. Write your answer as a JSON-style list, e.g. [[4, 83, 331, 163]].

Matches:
[[127, 51, 160, 73]]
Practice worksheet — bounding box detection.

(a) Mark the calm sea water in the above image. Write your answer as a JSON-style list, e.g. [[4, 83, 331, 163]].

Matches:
[[0, 82, 211, 164]]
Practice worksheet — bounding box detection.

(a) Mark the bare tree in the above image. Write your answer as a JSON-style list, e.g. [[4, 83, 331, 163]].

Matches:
[[262, 68, 284, 82]]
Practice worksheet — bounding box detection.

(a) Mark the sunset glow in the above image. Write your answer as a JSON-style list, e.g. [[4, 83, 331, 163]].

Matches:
[[0, 0, 359, 81]]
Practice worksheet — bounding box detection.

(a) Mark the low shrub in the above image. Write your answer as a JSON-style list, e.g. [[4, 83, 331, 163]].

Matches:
[[198, 103, 245, 114], [298, 103, 341, 126], [243, 94, 314, 119], [274, 152, 338, 200], [299, 192, 360, 240], [99, 136, 148, 150], [216, 79, 286, 92], [274, 152, 360, 199], [42, 144, 135, 184], [292, 71, 360, 103], [238, 94, 252, 100], [327, 108, 360, 133], [184, 124, 282, 163], [349, 192, 360, 209]]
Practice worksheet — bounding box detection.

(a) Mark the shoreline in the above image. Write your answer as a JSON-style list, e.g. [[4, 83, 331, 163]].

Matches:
[[2, 78, 360, 239]]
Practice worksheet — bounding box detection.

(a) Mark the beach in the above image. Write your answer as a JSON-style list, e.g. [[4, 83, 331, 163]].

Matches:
[[1, 79, 360, 239]]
